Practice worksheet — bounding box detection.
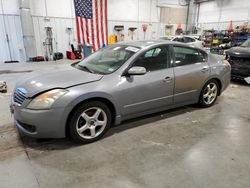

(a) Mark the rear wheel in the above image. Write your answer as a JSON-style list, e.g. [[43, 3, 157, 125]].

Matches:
[[199, 79, 219, 107], [69, 101, 111, 144]]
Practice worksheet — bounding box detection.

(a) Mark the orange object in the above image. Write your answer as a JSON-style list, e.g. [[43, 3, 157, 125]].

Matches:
[[109, 35, 117, 44], [177, 22, 182, 29], [229, 20, 234, 31]]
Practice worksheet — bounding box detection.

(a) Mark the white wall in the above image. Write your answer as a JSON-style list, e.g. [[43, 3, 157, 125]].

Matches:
[[0, 0, 180, 62], [30, 0, 76, 56], [0, 0, 19, 15], [3, 0, 250, 62], [30, 0, 164, 56], [0, 0, 26, 62], [198, 0, 250, 30], [108, 0, 161, 41]]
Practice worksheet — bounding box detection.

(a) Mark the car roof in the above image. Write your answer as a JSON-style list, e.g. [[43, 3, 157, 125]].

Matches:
[[114, 40, 206, 53], [172, 35, 197, 38]]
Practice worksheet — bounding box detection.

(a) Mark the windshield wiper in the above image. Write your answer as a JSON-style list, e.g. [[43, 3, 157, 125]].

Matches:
[[78, 65, 94, 73]]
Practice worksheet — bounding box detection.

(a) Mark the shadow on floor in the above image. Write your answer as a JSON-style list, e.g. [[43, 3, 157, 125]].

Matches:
[[0, 70, 33, 74], [21, 104, 202, 151], [231, 79, 250, 86]]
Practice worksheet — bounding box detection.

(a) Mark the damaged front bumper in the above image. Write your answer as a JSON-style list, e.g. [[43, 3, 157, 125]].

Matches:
[[227, 57, 250, 84]]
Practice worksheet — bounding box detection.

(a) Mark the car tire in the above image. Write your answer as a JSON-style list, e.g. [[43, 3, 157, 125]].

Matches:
[[199, 79, 219, 108], [69, 101, 112, 144]]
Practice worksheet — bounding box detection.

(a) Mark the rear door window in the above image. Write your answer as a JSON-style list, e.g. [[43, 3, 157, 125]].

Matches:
[[173, 46, 207, 67]]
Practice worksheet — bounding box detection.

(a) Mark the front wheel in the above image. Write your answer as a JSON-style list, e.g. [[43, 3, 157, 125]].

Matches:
[[69, 101, 112, 144], [199, 80, 219, 107]]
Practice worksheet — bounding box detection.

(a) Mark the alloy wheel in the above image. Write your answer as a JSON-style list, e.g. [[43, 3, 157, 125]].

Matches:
[[76, 107, 107, 139], [203, 82, 218, 105]]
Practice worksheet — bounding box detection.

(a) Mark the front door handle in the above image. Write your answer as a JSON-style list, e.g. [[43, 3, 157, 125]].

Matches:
[[201, 66, 209, 73], [163, 76, 172, 83]]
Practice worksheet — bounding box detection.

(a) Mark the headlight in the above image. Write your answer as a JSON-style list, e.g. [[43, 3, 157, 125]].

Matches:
[[27, 89, 68, 110]]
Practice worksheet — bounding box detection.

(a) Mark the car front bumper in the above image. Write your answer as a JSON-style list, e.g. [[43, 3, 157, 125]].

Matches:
[[12, 103, 67, 138], [231, 74, 248, 81], [228, 57, 250, 80]]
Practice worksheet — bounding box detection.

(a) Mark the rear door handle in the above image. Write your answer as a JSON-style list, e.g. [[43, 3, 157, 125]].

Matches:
[[163, 76, 172, 82], [201, 66, 209, 73]]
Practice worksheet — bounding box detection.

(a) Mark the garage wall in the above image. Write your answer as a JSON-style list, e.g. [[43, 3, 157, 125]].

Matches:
[[108, 0, 161, 41], [198, 0, 250, 30], [0, 0, 180, 62], [30, 0, 76, 56], [0, 0, 26, 62], [31, 0, 162, 56]]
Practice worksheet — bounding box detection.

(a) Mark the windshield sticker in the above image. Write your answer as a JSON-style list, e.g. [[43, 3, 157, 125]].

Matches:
[[125, 46, 139, 52]]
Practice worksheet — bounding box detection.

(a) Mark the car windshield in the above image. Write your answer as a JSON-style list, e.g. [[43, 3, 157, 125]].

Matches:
[[241, 39, 250, 47], [77, 45, 139, 74]]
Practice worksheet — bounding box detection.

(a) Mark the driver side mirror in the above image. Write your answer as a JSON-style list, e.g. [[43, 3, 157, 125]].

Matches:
[[127, 66, 146, 75]]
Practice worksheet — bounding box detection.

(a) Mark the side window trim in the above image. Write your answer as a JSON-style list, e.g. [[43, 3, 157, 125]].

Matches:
[[168, 44, 175, 68], [200, 50, 208, 61]]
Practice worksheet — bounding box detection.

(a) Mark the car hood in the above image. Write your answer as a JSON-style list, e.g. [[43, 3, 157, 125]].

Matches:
[[226, 46, 250, 58], [16, 65, 103, 97]]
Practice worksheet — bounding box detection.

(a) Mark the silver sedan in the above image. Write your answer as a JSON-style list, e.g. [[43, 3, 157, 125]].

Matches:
[[11, 40, 231, 144], [160, 36, 204, 48]]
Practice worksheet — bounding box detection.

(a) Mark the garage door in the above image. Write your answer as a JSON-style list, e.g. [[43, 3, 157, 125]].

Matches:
[[0, 15, 26, 62]]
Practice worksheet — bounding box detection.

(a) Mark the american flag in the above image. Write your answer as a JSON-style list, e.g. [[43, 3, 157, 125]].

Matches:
[[74, 0, 108, 52]]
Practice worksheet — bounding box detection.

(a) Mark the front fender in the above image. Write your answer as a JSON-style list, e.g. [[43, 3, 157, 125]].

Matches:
[[68, 91, 121, 115]]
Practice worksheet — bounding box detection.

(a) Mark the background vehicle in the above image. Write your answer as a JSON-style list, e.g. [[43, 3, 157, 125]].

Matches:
[[160, 35, 204, 48], [226, 38, 250, 82], [11, 41, 231, 144], [187, 34, 203, 41]]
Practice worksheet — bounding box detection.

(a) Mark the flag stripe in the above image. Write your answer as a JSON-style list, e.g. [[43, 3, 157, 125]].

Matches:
[[76, 17, 81, 44], [97, 0, 102, 47], [95, 0, 100, 49], [100, 0, 105, 47], [90, 19, 95, 51], [104, 0, 108, 45], [79, 17, 85, 44], [82, 19, 88, 45], [92, 0, 98, 51], [88, 19, 92, 45], [102, 0, 106, 45], [85, 19, 89, 43]]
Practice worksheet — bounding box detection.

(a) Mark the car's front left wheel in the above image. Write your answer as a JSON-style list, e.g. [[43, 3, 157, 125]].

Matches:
[[69, 101, 111, 144]]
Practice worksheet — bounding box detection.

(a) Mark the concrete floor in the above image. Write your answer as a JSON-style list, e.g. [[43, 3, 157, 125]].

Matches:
[[0, 60, 250, 188]]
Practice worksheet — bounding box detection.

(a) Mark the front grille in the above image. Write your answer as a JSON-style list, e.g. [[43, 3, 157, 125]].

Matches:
[[14, 88, 27, 106], [229, 57, 250, 66]]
